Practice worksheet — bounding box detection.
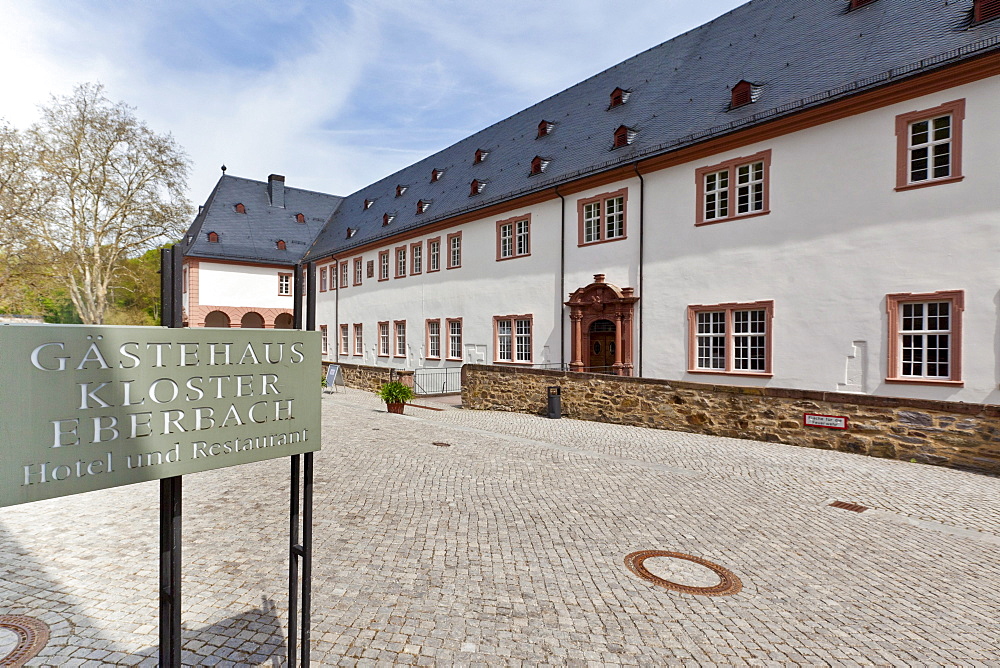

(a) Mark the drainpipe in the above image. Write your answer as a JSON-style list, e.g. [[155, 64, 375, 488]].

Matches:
[[556, 186, 566, 370], [334, 258, 340, 364], [633, 163, 645, 377]]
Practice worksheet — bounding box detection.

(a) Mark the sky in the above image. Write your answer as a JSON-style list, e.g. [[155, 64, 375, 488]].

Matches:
[[0, 0, 748, 205]]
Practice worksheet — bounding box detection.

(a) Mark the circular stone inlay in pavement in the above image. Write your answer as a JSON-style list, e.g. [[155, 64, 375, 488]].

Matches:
[[0, 615, 50, 667], [624, 550, 742, 596]]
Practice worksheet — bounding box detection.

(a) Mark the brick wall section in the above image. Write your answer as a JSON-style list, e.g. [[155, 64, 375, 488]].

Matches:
[[461, 364, 1000, 475]]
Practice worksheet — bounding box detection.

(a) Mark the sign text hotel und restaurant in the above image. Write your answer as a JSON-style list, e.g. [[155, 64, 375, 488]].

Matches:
[[0, 324, 321, 507]]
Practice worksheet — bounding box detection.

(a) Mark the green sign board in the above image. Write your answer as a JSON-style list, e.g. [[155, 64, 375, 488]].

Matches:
[[0, 324, 321, 507]]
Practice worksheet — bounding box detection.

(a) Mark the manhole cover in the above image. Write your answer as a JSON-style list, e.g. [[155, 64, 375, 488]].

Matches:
[[624, 550, 742, 596], [0, 615, 49, 667]]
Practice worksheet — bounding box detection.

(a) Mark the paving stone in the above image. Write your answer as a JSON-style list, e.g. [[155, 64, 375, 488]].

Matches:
[[0, 388, 997, 664]]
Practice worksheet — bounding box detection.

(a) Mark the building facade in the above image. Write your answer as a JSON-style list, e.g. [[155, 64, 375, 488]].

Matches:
[[186, 0, 1000, 407]]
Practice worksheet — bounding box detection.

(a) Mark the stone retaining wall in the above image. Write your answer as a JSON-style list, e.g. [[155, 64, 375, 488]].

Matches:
[[461, 364, 1000, 475], [324, 362, 394, 393]]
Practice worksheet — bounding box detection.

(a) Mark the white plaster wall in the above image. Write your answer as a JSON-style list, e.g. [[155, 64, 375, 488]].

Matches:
[[640, 76, 1000, 403], [314, 75, 1000, 403], [198, 262, 295, 309]]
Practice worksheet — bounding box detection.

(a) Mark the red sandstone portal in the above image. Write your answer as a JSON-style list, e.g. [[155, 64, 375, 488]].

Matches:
[[566, 274, 638, 376]]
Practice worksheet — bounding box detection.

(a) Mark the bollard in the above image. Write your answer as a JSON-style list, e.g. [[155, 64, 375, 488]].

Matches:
[[547, 386, 561, 419]]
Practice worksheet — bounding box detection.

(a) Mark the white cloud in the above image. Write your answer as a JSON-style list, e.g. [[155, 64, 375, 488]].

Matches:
[[0, 0, 748, 205]]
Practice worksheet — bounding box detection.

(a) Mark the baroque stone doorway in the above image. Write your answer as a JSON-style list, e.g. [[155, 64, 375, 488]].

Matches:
[[566, 274, 638, 376]]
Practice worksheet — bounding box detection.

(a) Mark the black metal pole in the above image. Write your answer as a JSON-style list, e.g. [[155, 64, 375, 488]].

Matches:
[[288, 454, 300, 668], [302, 452, 314, 666], [306, 262, 316, 332], [159, 245, 183, 667]]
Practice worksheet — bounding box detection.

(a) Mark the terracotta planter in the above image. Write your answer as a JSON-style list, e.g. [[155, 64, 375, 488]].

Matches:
[[386, 402, 405, 414]]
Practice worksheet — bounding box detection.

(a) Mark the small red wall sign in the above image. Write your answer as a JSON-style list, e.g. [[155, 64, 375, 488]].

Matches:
[[803, 413, 848, 430]]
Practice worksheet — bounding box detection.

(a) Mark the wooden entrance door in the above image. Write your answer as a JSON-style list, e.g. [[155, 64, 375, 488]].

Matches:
[[588, 319, 616, 372]]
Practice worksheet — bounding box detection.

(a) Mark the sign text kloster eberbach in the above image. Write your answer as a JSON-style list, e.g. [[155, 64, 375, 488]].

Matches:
[[0, 324, 321, 507]]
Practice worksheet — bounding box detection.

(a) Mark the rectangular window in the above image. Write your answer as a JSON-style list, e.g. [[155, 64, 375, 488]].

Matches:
[[353, 258, 363, 286], [340, 261, 349, 289], [448, 318, 462, 360], [320, 325, 328, 356], [353, 323, 363, 356], [278, 273, 292, 296], [695, 150, 771, 225], [426, 319, 441, 359], [340, 324, 349, 355], [378, 322, 389, 357], [379, 251, 389, 281], [447, 232, 462, 269], [394, 320, 407, 357], [687, 301, 773, 375], [895, 99, 965, 190], [319, 266, 328, 292], [428, 238, 441, 272], [886, 291, 963, 384], [577, 189, 627, 246], [411, 242, 423, 274], [494, 315, 532, 363], [496, 215, 531, 260], [395, 246, 407, 278]]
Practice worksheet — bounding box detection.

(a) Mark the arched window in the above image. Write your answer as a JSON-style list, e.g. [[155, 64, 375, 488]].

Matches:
[[234, 203, 246, 214], [276, 240, 287, 250], [207, 231, 219, 243], [295, 213, 305, 223]]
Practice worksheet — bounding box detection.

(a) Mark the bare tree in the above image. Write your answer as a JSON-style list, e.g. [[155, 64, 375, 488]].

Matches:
[[0, 121, 47, 309], [28, 83, 191, 324]]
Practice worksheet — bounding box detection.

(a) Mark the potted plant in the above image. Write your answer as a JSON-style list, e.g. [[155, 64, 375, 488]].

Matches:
[[377, 380, 415, 414]]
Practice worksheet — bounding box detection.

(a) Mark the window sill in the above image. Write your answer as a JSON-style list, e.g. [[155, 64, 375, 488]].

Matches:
[[695, 209, 770, 227], [394, 275, 406, 279], [427, 268, 441, 273], [687, 369, 773, 377], [894, 175, 964, 192], [493, 360, 534, 366], [446, 357, 463, 362], [885, 377, 963, 386], [425, 356, 441, 361], [496, 254, 531, 262], [446, 265, 462, 270], [577, 235, 627, 248]]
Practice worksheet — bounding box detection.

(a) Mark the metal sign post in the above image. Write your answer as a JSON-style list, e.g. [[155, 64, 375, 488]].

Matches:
[[159, 244, 183, 666]]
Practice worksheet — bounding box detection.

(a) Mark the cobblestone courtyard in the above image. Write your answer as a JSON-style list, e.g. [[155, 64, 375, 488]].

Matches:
[[1, 388, 999, 666]]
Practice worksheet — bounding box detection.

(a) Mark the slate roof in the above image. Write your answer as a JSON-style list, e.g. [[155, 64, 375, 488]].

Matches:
[[185, 175, 342, 264], [303, 0, 1000, 262]]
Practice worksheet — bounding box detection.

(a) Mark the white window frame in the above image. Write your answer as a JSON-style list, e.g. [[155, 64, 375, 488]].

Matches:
[[687, 301, 773, 375]]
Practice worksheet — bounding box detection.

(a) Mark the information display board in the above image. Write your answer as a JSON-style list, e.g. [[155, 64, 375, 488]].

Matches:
[[0, 324, 321, 507]]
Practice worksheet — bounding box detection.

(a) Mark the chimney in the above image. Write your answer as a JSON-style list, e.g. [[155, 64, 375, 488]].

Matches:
[[268, 174, 285, 208]]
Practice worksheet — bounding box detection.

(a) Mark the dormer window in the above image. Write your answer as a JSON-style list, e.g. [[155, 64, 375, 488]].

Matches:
[[346, 227, 357, 239], [364, 198, 374, 210], [731, 80, 762, 109], [849, 0, 877, 8], [276, 240, 287, 250], [609, 87, 631, 108], [530, 156, 550, 176], [383, 213, 395, 226], [974, 0, 1000, 22], [295, 213, 305, 223], [537, 121, 554, 138], [470, 179, 486, 196], [613, 125, 636, 149], [417, 199, 431, 214], [207, 231, 219, 243], [431, 168, 444, 183], [234, 203, 246, 214], [474, 149, 488, 164], [395, 185, 407, 197]]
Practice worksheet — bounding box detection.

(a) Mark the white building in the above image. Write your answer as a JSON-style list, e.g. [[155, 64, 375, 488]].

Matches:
[[187, 0, 1000, 406]]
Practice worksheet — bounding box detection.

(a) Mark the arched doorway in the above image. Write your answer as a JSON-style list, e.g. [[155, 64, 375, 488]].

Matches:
[[274, 313, 293, 329], [588, 320, 616, 372], [204, 310, 231, 328], [241, 312, 265, 329], [566, 274, 639, 375]]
